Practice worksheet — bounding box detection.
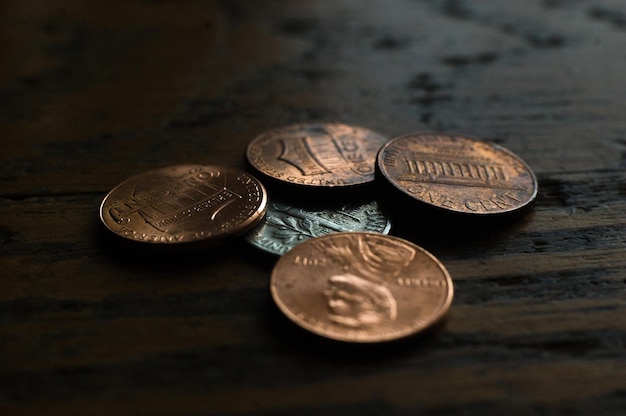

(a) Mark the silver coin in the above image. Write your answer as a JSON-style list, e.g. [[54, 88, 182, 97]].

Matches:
[[245, 198, 391, 255]]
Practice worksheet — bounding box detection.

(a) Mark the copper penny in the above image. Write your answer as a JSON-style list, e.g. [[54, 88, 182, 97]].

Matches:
[[270, 232, 453, 343], [377, 132, 537, 215], [246, 123, 388, 188], [100, 165, 267, 245]]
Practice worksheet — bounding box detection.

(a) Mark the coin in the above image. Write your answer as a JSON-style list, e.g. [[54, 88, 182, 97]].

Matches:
[[246, 123, 388, 188], [100, 165, 267, 246], [270, 232, 453, 343], [376, 132, 537, 215], [245, 198, 391, 255]]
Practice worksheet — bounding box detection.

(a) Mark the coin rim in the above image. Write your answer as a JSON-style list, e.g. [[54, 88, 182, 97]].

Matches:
[[270, 231, 454, 343], [99, 164, 268, 245], [376, 131, 538, 215], [246, 122, 389, 188]]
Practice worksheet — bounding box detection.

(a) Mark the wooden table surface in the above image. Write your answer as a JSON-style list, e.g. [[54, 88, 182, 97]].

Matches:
[[1, 1, 625, 415]]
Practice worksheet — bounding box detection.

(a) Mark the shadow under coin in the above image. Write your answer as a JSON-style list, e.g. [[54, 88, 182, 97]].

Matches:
[[375, 178, 536, 252], [266, 298, 450, 364], [93, 216, 249, 277]]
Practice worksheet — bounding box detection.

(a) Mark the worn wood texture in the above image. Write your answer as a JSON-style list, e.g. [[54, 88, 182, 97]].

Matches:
[[1, 1, 625, 414]]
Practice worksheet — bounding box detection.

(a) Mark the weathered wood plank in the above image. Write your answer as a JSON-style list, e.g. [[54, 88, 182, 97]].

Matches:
[[1, 0, 626, 415]]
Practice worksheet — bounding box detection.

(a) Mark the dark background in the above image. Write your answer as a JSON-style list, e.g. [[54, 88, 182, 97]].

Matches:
[[1, 1, 625, 415]]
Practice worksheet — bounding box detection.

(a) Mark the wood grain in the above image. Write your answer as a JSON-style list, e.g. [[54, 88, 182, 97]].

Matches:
[[1, 1, 625, 415]]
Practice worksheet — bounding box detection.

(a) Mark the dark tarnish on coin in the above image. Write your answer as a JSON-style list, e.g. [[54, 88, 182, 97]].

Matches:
[[245, 199, 391, 255], [100, 165, 267, 245], [270, 232, 453, 343], [246, 123, 388, 188], [377, 132, 537, 216]]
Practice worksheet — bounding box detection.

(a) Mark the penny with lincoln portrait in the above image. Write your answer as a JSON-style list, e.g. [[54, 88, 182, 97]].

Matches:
[[270, 232, 453, 343], [246, 123, 388, 188], [377, 132, 537, 216], [99, 165, 267, 246]]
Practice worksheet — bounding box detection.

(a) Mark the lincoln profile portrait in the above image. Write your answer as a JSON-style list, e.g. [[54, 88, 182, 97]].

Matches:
[[319, 234, 416, 328]]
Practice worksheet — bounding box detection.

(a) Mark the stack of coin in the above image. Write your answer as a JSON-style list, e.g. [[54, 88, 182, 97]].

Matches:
[[244, 124, 453, 342], [244, 122, 393, 255], [99, 124, 537, 343], [243, 126, 536, 342]]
